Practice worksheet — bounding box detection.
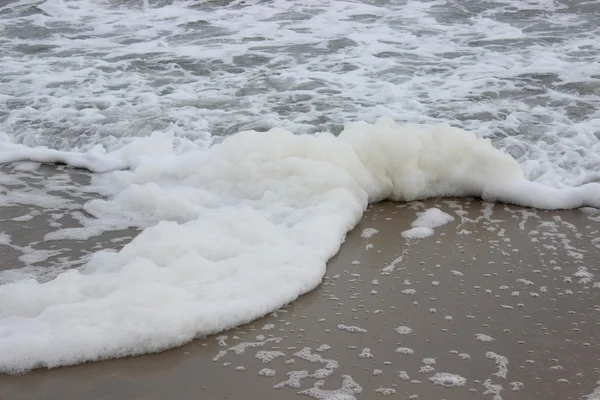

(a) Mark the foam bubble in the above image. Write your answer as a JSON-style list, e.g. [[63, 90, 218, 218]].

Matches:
[[475, 333, 495, 342], [359, 348, 373, 359], [298, 375, 362, 400], [395, 326, 413, 335], [429, 372, 467, 388], [1, 118, 600, 372], [401, 226, 435, 239], [486, 352, 509, 379], [274, 370, 310, 389], [255, 350, 285, 364], [402, 208, 455, 239], [337, 324, 368, 334], [411, 208, 455, 229], [374, 387, 395, 395], [360, 228, 379, 238], [395, 347, 414, 355], [0, 232, 11, 246], [259, 368, 276, 377]]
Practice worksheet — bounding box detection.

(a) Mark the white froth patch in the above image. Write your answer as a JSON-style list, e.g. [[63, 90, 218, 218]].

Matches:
[[401, 226, 435, 239], [216, 335, 228, 347], [374, 387, 395, 395], [574, 267, 594, 284], [255, 350, 285, 364], [382, 255, 403, 274], [359, 348, 373, 359], [395, 326, 413, 335], [486, 352, 508, 379], [274, 370, 309, 389], [316, 344, 331, 352], [419, 365, 435, 374], [338, 324, 367, 333], [402, 208, 455, 239], [259, 368, 276, 377], [0, 232, 11, 245], [510, 382, 524, 392], [298, 375, 362, 400], [411, 208, 455, 229], [11, 162, 41, 172], [429, 372, 467, 387], [475, 333, 495, 342], [2, 118, 600, 372], [395, 347, 414, 355], [360, 228, 379, 238]]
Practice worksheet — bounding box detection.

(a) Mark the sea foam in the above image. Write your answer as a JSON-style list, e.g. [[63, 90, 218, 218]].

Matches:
[[1, 118, 599, 373]]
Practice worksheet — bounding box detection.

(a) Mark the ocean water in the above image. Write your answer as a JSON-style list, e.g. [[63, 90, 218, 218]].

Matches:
[[0, 0, 599, 372], [2, 0, 599, 184]]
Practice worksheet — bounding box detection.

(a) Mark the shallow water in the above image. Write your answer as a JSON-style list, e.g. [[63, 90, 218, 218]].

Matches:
[[1, 0, 599, 184]]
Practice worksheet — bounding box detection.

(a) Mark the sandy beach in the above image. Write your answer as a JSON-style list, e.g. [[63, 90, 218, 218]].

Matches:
[[1, 165, 599, 400], [2, 1, 600, 398]]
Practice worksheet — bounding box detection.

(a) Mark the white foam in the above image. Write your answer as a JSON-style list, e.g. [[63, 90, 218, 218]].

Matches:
[[259, 368, 276, 377], [0, 232, 11, 246], [429, 372, 467, 388], [359, 348, 373, 359], [419, 365, 435, 373], [398, 371, 410, 381], [298, 375, 362, 400], [3, 0, 599, 186], [509, 382, 524, 392], [0, 142, 128, 173], [395, 325, 413, 335], [482, 379, 504, 399], [411, 208, 455, 229], [227, 337, 281, 356], [475, 333, 495, 342], [360, 228, 379, 238], [337, 324, 367, 334], [395, 347, 414, 355], [255, 350, 285, 364], [486, 352, 509, 379], [401, 226, 435, 239], [574, 267, 594, 284], [402, 208, 455, 239], [316, 344, 331, 352], [1, 118, 600, 373], [216, 335, 228, 347], [422, 357, 436, 365], [274, 370, 310, 389], [374, 387, 395, 395], [382, 254, 404, 274]]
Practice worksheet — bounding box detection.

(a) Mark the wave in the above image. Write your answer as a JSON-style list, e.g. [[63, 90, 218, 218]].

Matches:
[[0, 117, 599, 373]]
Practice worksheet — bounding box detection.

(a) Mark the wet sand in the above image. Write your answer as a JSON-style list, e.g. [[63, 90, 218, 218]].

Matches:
[[1, 165, 599, 400]]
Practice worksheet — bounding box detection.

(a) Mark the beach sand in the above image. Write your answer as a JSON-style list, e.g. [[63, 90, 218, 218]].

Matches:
[[1, 165, 599, 400]]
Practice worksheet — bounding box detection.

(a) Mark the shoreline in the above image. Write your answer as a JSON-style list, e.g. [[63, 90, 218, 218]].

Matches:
[[1, 165, 599, 399]]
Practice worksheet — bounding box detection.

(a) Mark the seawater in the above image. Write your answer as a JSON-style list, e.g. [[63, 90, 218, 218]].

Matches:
[[0, 0, 599, 373], [1, 0, 599, 184]]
